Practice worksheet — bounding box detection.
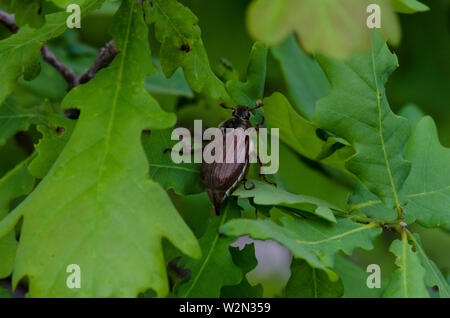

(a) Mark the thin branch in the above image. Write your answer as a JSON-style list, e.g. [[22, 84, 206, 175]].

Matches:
[[40, 45, 78, 89], [77, 41, 119, 85], [0, 11, 19, 33], [0, 10, 119, 91]]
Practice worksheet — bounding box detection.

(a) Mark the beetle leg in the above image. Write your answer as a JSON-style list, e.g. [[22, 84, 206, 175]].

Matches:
[[255, 115, 265, 131], [257, 154, 277, 187], [242, 163, 255, 190]]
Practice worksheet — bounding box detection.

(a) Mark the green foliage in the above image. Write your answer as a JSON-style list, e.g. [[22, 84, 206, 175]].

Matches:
[[391, 0, 430, 13], [221, 243, 263, 297], [350, 116, 450, 227], [175, 202, 242, 297], [0, 157, 35, 278], [144, 0, 230, 102], [247, 0, 399, 59], [315, 32, 411, 209], [0, 0, 447, 299], [383, 235, 429, 297], [410, 233, 450, 297], [233, 179, 339, 222], [0, 99, 44, 145], [0, 0, 104, 105], [271, 34, 330, 119], [142, 129, 202, 195], [263, 92, 353, 170], [284, 259, 343, 297], [221, 207, 382, 281], [0, 0, 44, 28], [0, 1, 200, 297], [0, 285, 12, 298], [27, 109, 74, 179]]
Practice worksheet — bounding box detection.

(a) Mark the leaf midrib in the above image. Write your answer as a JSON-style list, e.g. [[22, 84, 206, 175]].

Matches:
[[294, 223, 377, 245], [182, 208, 229, 297], [371, 43, 401, 208]]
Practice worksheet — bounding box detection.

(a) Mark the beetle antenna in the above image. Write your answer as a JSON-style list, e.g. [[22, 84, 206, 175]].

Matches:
[[249, 100, 264, 111], [220, 102, 234, 110]]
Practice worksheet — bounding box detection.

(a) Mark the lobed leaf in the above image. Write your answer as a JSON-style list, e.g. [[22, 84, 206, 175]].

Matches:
[[144, 0, 230, 102], [263, 92, 353, 171], [0, 99, 45, 145], [221, 243, 263, 298], [284, 259, 344, 297], [0, 1, 200, 297], [176, 202, 242, 298], [334, 254, 383, 298], [271, 34, 330, 119], [349, 117, 450, 227], [233, 179, 339, 222], [0, 285, 12, 298], [383, 236, 429, 298], [391, 0, 430, 13], [142, 129, 202, 195], [0, 0, 104, 105], [27, 110, 75, 179], [0, 0, 45, 28], [221, 207, 382, 280], [0, 157, 35, 278], [410, 233, 449, 298], [247, 0, 399, 59]]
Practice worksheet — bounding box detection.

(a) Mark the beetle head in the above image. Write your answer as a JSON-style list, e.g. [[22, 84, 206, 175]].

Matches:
[[232, 105, 251, 120], [220, 100, 264, 121]]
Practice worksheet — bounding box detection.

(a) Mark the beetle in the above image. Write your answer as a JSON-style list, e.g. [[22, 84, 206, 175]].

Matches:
[[163, 101, 276, 215], [200, 101, 276, 215]]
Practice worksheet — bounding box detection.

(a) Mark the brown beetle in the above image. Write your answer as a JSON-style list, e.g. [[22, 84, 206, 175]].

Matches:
[[200, 101, 275, 215]]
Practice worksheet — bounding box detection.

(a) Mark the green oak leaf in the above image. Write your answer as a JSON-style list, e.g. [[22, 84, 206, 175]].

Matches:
[[383, 236, 429, 298], [391, 0, 430, 13], [145, 58, 193, 98], [0, 0, 200, 297], [271, 34, 330, 119], [349, 117, 450, 227], [233, 179, 339, 223], [0, 157, 35, 278], [247, 0, 400, 59], [225, 42, 267, 107], [142, 129, 202, 195], [0, 285, 12, 298], [221, 243, 263, 298], [0, 98, 45, 145], [176, 202, 242, 298], [0, 0, 45, 28], [398, 103, 425, 128], [314, 32, 411, 209], [221, 207, 382, 280], [284, 259, 344, 297], [225, 41, 268, 125], [263, 92, 353, 170], [334, 254, 383, 298], [49, 0, 86, 8], [399, 117, 450, 226], [0, 0, 104, 105], [276, 143, 351, 210], [27, 111, 75, 179], [144, 0, 230, 102], [410, 233, 449, 298]]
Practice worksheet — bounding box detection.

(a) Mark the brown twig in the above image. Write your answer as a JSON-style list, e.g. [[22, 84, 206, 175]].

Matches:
[[0, 10, 119, 90], [77, 41, 119, 85], [0, 11, 19, 33]]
